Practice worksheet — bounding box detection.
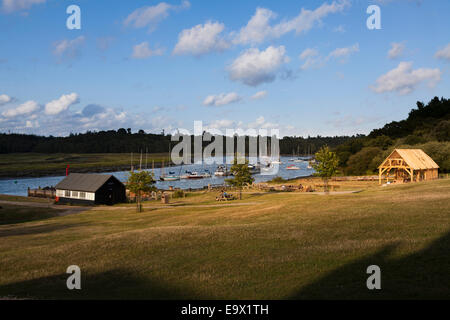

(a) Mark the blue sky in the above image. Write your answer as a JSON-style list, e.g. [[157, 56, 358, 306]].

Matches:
[[0, 0, 449, 137]]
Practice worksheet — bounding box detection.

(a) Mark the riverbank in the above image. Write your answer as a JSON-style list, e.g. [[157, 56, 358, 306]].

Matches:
[[0, 153, 171, 179]]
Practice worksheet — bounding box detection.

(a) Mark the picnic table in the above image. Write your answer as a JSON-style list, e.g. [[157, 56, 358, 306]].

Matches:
[[216, 192, 236, 201]]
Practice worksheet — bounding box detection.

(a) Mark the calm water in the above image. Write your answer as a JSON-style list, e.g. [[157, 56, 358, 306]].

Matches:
[[0, 156, 314, 196]]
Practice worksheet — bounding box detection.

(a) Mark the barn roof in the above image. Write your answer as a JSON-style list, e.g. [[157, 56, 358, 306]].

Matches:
[[55, 173, 123, 192], [380, 149, 439, 170]]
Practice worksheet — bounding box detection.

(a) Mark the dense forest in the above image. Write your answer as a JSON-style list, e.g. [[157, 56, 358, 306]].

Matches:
[[335, 96, 450, 174], [0, 127, 353, 156], [1, 96, 448, 173]]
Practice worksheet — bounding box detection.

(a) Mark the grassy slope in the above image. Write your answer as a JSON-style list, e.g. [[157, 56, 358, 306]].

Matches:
[[0, 153, 169, 178], [0, 204, 60, 225], [0, 179, 449, 299]]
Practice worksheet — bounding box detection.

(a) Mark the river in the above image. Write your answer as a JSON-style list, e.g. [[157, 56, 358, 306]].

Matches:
[[0, 156, 314, 196]]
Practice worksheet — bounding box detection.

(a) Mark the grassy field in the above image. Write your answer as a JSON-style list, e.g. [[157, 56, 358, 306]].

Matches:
[[0, 153, 170, 178], [0, 204, 60, 225], [0, 179, 449, 299]]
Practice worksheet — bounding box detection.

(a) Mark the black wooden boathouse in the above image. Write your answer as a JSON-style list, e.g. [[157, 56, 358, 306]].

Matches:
[[55, 173, 126, 205]]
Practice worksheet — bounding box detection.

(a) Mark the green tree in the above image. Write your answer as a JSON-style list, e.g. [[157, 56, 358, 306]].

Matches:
[[225, 157, 254, 200], [313, 146, 339, 193], [346, 147, 382, 175], [126, 170, 156, 212]]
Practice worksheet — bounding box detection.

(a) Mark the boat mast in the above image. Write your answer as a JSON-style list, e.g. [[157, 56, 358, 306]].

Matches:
[[145, 147, 148, 169], [131, 152, 134, 171]]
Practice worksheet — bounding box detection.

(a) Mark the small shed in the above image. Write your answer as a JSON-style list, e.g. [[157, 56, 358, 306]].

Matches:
[[55, 173, 126, 205], [378, 149, 439, 184]]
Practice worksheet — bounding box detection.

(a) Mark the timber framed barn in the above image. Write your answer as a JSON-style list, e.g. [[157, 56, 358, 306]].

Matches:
[[55, 173, 126, 205], [378, 149, 439, 185]]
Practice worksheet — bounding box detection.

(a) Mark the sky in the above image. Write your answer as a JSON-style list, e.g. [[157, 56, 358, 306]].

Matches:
[[0, 0, 449, 137]]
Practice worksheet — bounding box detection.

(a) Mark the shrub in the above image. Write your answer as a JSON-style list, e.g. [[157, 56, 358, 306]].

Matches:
[[415, 141, 450, 172], [402, 134, 427, 145], [172, 189, 185, 198], [268, 176, 287, 184], [346, 147, 383, 175], [367, 135, 394, 150], [434, 120, 450, 142]]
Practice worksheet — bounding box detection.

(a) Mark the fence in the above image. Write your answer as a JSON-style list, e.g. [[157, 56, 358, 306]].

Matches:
[[28, 188, 56, 199]]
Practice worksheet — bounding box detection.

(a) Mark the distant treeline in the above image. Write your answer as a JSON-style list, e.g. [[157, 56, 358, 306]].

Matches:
[[0, 127, 354, 156], [335, 96, 450, 174]]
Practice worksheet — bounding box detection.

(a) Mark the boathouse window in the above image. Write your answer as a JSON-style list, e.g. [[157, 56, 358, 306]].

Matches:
[[72, 191, 79, 198], [65, 190, 70, 197], [79, 192, 86, 199]]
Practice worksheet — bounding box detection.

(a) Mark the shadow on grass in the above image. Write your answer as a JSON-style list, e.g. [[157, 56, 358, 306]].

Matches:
[[0, 222, 88, 238], [0, 269, 201, 300], [288, 230, 450, 299]]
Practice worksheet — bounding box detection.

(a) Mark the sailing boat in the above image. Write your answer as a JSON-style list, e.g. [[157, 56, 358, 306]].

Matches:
[[307, 145, 313, 169], [160, 145, 180, 181]]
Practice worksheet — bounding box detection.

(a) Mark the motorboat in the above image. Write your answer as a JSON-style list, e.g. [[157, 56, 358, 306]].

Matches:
[[286, 165, 300, 170], [248, 164, 261, 174], [160, 175, 180, 181], [186, 172, 211, 179], [214, 165, 231, 176]]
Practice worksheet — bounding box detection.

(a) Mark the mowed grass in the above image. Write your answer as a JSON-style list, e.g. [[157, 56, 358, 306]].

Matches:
[[0, 204, 60, 225], [0, 153, 169, 178], [0, 179, 449, 299]]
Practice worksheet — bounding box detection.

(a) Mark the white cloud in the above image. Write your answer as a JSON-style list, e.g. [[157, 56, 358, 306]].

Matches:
[[25, 120, 39, 128], [247, 116, 278, 129], [233, 8, 278, 45], [132, 42, 164, 59], [204, 119, 235, 130], [203, 92, 242, 107], [228, 46, 290, 86], [203, 116, 280, 134], [388, 42, 405, 59], [1, 0, 45, 13], [0, 98, 178, 136], [371, 62, 441, 95], [45, 93, 79, 115], [2, 100, 39, 118], [299, 48, 319, 60], [300, 44, 358, 69], [251, 91, 268, 100], [173, 21, 230, 56], [299, 48, 324, 70], [53, 36, 85, 60], [0, 94, 12, 105], [124, 1, 190, 31], [435, 43, 450, 61], [328, 43, 359, 60], [234, 0, 350, 45]]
